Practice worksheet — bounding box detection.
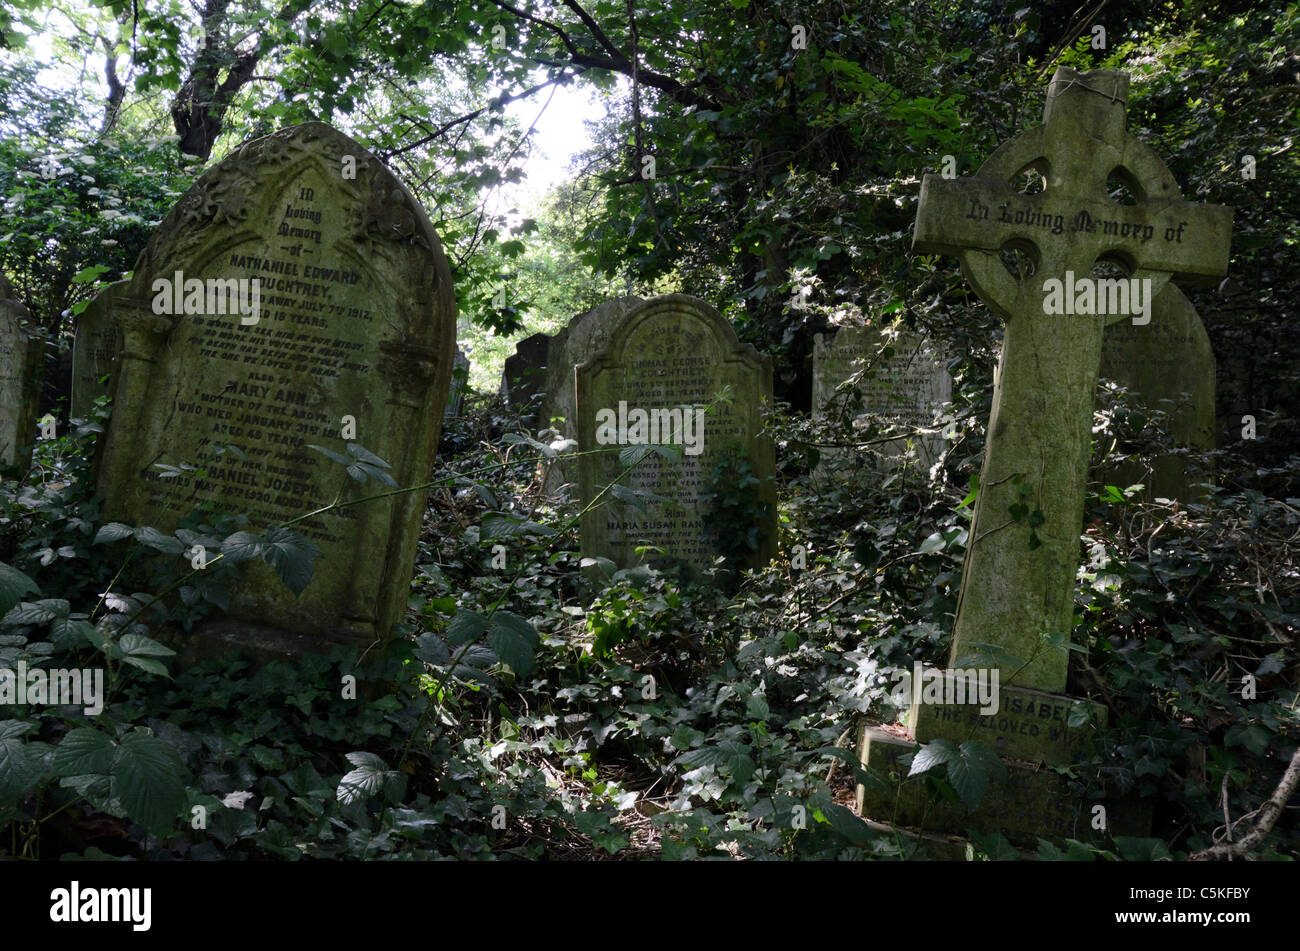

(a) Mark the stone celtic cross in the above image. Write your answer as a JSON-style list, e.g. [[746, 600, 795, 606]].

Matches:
[[914, 67, 1232, 692]]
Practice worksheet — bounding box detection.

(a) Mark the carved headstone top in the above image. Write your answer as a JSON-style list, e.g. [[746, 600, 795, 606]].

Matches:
[[913, 67, 1232, 692], [96, 122, 457, 655], [576, 294, 776, 573]]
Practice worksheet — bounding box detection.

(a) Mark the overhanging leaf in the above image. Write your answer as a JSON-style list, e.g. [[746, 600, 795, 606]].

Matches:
[[110, 730, 187, 834], [0, 562, 39, 615], [486, 611, 538, 676], [260, 526, 323, 595]]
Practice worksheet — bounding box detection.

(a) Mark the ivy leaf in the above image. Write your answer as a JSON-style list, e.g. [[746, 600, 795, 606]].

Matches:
[[110, 730, 187, 834], [1256, 652, 1285, 676], [0, 561, 40, 616], [259, 527, 322, 595], [918, 531, 946, 554], [486, 611, 539, 676]]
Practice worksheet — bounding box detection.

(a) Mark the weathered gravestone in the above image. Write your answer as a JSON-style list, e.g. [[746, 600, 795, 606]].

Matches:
[[857, 68, 1232, 846], [576, 294, 776, 572], [0, 274, 43, 475], [445, 347, 469, 417], [499, 331, 550, 421], [811, 320, 951, 483], [541, 296, 644, 495], [95, 122, 457, 656], [71, 280, 129, 419], [1095, 283, 1215, 501]]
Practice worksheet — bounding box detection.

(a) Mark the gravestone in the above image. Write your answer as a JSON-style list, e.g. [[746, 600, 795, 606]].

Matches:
[[0, 275, 43, 474], [811, 320, 951, 481], [1095, 283, 1215, 501], [71, 280, 129, 419], [445, 347, 469, 417], [857, 68, 1232, 846], [576, 294, 776, 573], [541, 296, 644, 495], [499, 331, 550, 422], [95, 122, 457, 656]]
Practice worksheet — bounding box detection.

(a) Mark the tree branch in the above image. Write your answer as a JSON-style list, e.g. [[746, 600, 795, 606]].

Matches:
[[1190, 743, 1300, 860], [381, 69, 583, 160], [484, 0, 715, 110]]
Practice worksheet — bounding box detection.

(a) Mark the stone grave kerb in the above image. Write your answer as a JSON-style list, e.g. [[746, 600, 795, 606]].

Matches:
[[913, 67, 1232, 694]]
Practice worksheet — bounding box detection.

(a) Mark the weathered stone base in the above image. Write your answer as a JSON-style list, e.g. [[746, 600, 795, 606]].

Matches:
[[169, 616, 366, 667], [856, 723, 1151, 850], [908, 672, 1107, 766]]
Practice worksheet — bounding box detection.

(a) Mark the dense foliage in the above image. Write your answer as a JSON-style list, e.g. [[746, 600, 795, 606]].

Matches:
[[0, 0, 1295, 859]]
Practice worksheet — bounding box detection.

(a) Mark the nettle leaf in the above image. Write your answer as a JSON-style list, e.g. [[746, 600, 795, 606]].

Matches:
[[0, 735, 44, 803], [445, 609, 490, 646], [908, 737, 958, 777], [346, 443, 391, 468], [305, 444, 348, 465], [414, 633, 450, 667], [110, 730, 187, 834], [816, 800, 875, 845], [486, 611, 539, 675], [3, 599, 68, 626], [619, 443, 654, 467], [135, 526, 186, 555], [117, 633, 176, 678], [93, 522, 136, 545], [347, 460, 398, 487], [337, 751, 403, 806], [947, 741, 1004, 810], [260, 527, 322, 596], [610, 483, 647, 513], [52, 727, 116, 777], [0, 562, 40, 616], [221, 531, 264, 564], [0, 721, 34, 740], [482, 515, 556, 539]]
